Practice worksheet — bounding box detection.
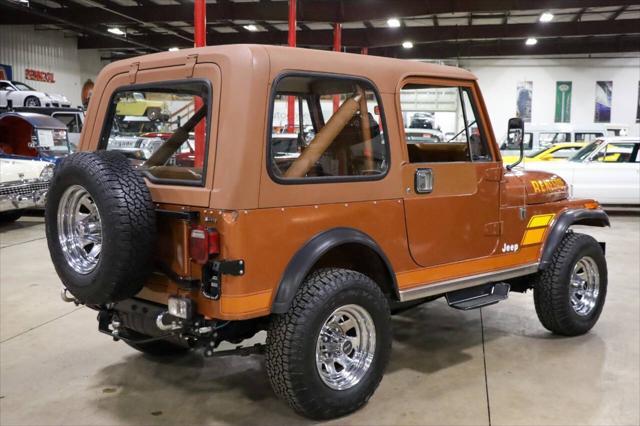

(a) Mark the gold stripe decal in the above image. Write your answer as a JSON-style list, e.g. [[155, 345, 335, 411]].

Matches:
[[527, 213, 554, 228], [521, 213, 555, 246]]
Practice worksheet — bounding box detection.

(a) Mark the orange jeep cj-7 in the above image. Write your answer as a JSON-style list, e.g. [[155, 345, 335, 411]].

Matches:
[[45, 45, 609, 420]]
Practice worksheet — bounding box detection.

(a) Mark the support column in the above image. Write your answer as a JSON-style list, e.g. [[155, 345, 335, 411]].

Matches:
[[287, 0, 297, 133]]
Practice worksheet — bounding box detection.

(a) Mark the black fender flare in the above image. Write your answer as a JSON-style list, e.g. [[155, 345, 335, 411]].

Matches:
[[540, 208, 610, 269], [271, 227, 398, 314]]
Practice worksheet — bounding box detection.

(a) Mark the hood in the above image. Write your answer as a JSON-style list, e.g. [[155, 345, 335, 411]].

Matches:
[[0, 157, 52, 183], [518, 170, 569, 205]]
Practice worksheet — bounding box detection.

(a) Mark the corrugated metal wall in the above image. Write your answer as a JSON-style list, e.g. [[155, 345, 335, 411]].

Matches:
[[0, 25, 105, 107]]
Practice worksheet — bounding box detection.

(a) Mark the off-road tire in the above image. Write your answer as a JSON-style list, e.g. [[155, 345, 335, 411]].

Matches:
[[533, 232, 607, 336], [0, 211, 22, 224], [265, 268, 391, 420], [45, 151, 156, 304]]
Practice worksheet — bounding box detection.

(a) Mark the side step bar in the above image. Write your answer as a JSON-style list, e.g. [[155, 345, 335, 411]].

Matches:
[[446, 283, 510, 311]]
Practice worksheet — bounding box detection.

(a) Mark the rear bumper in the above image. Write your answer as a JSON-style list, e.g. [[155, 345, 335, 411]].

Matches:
[[0, 180, 49, 212]]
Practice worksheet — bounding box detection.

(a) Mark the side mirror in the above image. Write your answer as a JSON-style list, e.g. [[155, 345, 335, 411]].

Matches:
[[506, 117, 525, 170]]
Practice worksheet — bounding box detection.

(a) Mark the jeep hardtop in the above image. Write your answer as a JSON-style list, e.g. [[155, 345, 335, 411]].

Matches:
[[45, 45, 609, 420]]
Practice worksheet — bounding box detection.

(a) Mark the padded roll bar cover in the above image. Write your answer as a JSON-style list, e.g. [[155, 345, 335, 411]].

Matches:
[[284, 94, 361, 178], [539, 208, 610, 269], [271, 227, 398, 313]]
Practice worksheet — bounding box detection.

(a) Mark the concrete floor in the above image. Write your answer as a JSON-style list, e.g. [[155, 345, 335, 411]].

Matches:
[[1, 214, 639, 426]]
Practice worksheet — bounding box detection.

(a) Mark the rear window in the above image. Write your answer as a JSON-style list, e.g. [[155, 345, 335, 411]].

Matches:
[[99, 80, 210, 185]]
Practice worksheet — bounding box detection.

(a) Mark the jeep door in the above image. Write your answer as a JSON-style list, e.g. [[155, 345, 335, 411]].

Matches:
[[399, 78, 502, 267]]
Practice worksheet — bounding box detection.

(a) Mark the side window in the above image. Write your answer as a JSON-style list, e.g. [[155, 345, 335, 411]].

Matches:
[[575, 132, 604, 142], [100, 80, 210, 185], [539, 132, 570, 147], [53, 113, 80, 133], [400, 84, 492, 163], [595, 143, 637, 163], [268, 75, 388, 181]]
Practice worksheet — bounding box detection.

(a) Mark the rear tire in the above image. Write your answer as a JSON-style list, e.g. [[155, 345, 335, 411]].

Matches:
[[266, 268, 391, 420], [534, 232, 607, 336]]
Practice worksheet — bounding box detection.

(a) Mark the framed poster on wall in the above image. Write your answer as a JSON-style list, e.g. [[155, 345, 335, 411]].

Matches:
[[594, 81, 612, 123], [0, 64, 12, 80], [516, 81, 533, 123], [555, 81, 572, 123]]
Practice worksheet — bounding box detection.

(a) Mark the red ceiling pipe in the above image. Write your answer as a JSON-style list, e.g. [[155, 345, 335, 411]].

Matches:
[[193, 0, 206, 168], [287, 0, 297, 133], [332, 23, 342, 112]]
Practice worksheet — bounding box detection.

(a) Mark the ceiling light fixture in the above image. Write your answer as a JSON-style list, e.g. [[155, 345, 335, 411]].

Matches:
[[168, 47, 179, 52], [243, 24, 258, 32], [525, 37, 538, 46], [539, 12, 554, 22], [387, 18, 401, 28], [107, 27, 125, 36], [402, 40, 414, 49]]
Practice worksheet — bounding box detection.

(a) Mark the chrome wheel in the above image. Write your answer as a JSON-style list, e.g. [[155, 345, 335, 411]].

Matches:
[[315, 304, 376, 391], [57, 185, 102, 274], [569, 256, 600, 316]]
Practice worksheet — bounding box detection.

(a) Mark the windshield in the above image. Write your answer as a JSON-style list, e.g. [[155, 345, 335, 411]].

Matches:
[[570, 140, 604, 162], [11, 81, 36, 91]]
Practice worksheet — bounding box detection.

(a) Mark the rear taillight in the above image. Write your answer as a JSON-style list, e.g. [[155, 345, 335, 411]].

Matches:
[[189, 227, 220, 264]]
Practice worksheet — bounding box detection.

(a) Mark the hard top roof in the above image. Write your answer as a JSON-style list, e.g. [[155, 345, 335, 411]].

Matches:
[[100, 44, 477, 93]]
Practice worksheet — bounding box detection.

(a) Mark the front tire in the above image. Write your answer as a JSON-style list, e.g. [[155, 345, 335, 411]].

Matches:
[[534, 232, 607, 336], [24, 96, 41, 107], [266, 268, 391, 420]]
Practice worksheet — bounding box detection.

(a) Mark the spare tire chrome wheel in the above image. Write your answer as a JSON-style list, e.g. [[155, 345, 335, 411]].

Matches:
[[45, 151, 156, 305], [57, 185, 103, 274]]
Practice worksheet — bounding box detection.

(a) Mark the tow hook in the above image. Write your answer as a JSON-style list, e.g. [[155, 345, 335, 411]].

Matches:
[[156, 312, 184, 331], [60, 288, 79, 304]]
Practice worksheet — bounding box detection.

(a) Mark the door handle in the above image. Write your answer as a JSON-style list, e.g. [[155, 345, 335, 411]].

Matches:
[[415, 168, 433, 194]]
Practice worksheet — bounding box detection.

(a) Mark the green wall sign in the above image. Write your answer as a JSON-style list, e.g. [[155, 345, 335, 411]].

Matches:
[[555, 81, 572, 123]]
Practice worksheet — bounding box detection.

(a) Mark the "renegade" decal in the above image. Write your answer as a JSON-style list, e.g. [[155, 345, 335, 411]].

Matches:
[[530, 177, 565, 194]]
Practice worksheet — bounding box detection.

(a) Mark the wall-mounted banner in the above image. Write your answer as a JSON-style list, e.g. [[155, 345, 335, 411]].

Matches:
[[516, 81, 532, 123], [0, 64, 12, 80], [25, 68, 55, 83], [594, 81, 612, 123], [555, 81, 572, 123]]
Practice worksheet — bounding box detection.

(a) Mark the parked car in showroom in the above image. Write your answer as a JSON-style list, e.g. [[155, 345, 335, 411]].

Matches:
[[524, 137, 640, 205], [0, 112, 72, 163], [0, 155, 54, 223], [0, 106, 85, 149], [500, 123, 628, 159], [502, 142, 587, 164], [0, 80, 71, 108]]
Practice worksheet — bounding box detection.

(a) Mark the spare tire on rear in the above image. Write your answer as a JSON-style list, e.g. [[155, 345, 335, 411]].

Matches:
[[45, 151, 156, 305]]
